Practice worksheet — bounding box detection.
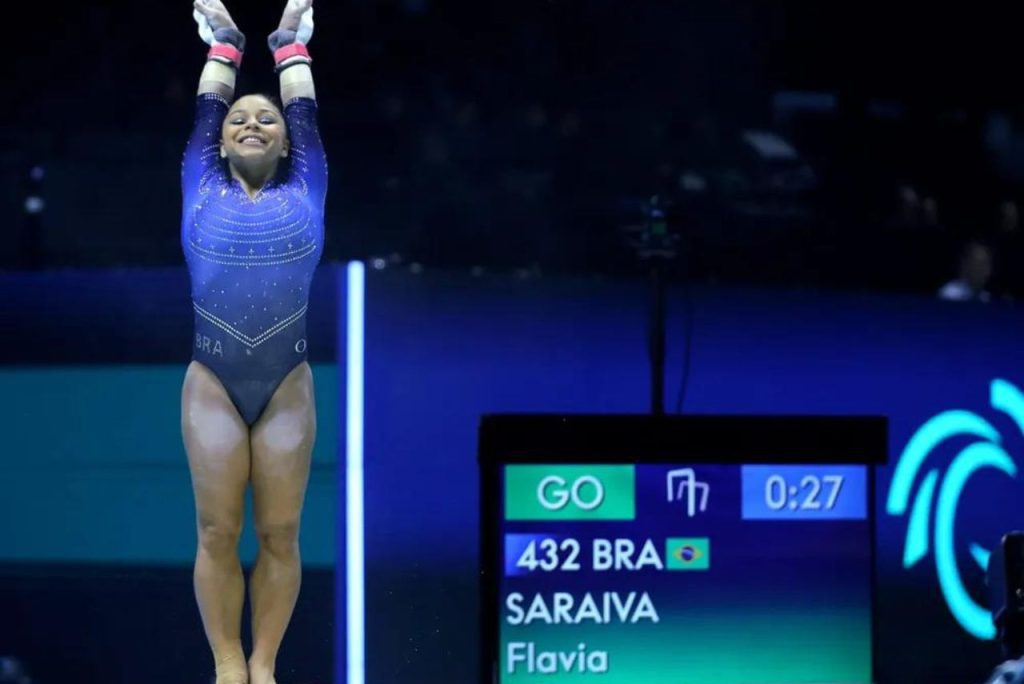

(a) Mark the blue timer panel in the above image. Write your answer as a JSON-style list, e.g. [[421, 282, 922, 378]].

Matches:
[[741, 465, 868, 520]]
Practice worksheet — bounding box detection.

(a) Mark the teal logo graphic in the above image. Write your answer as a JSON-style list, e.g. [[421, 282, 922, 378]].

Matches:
[[886, 379, 1023, 639]]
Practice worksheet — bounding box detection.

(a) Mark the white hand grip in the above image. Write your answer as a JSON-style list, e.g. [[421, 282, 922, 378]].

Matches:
[[193, 8, 215, 45], [297, 6, 314, 45]]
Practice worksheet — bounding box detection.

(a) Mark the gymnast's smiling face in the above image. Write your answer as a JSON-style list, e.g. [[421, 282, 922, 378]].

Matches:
[[220, 95, 290, 173]]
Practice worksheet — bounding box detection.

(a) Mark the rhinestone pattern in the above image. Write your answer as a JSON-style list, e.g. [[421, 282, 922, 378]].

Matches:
[[181, 93, 326, 352]]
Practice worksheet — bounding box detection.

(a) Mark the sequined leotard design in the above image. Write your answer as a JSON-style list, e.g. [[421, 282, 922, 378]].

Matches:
[[181, 93, 327, 425]]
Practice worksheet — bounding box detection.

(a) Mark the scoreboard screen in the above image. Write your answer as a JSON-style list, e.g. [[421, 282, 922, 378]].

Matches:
[[487, 462, 874, 683]]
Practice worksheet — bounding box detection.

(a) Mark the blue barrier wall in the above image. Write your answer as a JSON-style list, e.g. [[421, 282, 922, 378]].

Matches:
[[349, 270, 1024, 684]]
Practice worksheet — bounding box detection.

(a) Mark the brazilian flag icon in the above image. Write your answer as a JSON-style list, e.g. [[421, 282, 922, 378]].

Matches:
[[666, 537, 710, 570]]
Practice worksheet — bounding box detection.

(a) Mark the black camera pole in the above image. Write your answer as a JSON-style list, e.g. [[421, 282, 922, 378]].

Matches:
[[633, 196, 678, 415], [649, 259, 667, 414]]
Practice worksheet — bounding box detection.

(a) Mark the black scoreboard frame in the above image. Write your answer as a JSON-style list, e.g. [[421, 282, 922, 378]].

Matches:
[[478, 414, 888, 684]]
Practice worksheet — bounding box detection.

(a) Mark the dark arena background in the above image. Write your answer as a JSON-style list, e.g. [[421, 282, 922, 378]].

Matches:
[[3, 1, 1024, 683]]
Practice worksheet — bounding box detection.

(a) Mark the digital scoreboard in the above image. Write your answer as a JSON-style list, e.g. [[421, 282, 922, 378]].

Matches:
[[480, 415, 885, 684]]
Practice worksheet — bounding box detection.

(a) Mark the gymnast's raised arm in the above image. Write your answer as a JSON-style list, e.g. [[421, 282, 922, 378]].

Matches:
[[268, 0, 327, 202], [182, 0, 245, 197]]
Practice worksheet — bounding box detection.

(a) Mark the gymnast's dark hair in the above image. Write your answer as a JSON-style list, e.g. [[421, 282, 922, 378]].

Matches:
[[229, 92, 286, 117], [255, 92, 285, 115]]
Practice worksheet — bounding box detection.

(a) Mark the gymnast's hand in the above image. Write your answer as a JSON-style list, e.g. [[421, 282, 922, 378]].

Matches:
[[193, 0, 239, 33], [278, 0, 314, 41]]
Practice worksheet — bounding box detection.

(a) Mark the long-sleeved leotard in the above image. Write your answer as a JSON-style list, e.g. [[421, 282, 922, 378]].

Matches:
[[181, 92, 327, 425]]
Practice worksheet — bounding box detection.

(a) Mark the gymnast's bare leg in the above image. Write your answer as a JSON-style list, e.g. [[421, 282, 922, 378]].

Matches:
[[247, 363, 315, 684], [183, 361, 251, 684]]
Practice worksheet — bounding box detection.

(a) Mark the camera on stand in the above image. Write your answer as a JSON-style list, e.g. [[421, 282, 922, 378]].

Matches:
[[982, 532, 1024, 684], [621, 195, 680, 415]]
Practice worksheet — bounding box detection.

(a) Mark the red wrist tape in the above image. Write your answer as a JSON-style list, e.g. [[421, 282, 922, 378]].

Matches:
[[208, 42, 243, 68], [273, 42, 311, 65]]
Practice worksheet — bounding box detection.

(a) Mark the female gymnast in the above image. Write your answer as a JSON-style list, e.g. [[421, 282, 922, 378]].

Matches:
[[180, 1, 326, 682]]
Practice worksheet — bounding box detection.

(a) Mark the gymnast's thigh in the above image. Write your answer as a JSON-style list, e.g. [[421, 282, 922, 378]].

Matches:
[[249, 362, 316, 534], [181, 361, 251, 530]]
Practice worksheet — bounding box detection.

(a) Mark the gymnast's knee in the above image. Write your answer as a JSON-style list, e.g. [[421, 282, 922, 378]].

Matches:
[[255, 520, 301, 559], [197, 519, 242, 560]]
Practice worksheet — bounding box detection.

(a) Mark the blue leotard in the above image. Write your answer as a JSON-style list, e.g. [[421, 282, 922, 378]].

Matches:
[[181, 92, 327, 425]]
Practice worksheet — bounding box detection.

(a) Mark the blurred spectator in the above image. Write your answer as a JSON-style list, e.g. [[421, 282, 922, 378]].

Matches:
[[915, 193, 955, 287], [874, 184, 953, 292], [0, 656, 32, 684], [990, 199, 1024, 299], [938, 240, 995, 303], [997, 199, 1019, 234], [16, 164, 44, 270], [920, 194, 940, 228]]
